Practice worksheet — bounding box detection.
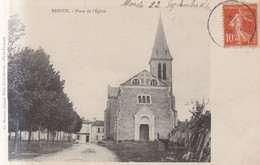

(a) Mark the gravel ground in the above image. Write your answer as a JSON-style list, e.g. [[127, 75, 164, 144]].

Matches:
[[15, 143, 118, 162]]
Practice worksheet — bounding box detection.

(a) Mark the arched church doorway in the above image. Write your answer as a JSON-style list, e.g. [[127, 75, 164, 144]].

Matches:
[[140, 124, 149, 141], [134, 107, 155, 141]]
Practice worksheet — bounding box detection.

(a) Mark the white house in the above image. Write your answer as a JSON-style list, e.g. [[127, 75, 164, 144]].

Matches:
[[73, 118, 105, 143], [74, 119, 92, 143]]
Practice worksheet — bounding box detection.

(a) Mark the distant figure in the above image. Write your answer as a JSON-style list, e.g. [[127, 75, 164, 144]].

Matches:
[[229, 7, 253, 44]]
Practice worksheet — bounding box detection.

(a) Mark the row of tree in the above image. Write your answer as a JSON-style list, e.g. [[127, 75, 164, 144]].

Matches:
[[8, 14, 82, 153]]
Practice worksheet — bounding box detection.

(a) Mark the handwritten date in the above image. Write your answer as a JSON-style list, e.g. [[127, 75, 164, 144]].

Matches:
[[121, 0, 161, 8]]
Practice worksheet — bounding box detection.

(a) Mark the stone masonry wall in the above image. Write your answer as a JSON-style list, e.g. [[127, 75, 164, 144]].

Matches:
[[150, 60, 173, 88], [116, 86, 175, 141], [105, 97, 118, 140]]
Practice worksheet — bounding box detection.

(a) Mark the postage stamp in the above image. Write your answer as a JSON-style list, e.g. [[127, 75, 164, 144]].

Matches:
[[223, 4, 258, 47]]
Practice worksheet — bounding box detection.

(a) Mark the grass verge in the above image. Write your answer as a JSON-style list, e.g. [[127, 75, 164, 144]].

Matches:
[[8, 140, 73, 160], [99, 140, 186, 162]]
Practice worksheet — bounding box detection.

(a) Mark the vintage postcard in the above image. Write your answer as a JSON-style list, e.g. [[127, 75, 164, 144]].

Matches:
[[0, 0, 259, 164]]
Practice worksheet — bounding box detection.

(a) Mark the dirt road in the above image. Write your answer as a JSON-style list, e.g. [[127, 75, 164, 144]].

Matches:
[[27, 143, 118, 162]]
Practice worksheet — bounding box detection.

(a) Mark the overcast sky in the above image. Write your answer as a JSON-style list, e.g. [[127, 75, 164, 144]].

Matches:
[[9, 0, 210, 121]]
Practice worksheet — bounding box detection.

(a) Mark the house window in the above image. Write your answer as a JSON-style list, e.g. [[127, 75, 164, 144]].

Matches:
[[158, 63, 161, 79], [96, 135, 99, 140], [102, 128, 104, 133], [163, 64, 166, 80], [150, 79, 158, 86], [98, 128, 100, 133], [132, 79, 140, 85], [77, 135, 80, 140]]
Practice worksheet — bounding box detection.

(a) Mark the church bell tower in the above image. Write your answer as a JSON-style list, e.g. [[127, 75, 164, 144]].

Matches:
[[149, 16, 173, 88]]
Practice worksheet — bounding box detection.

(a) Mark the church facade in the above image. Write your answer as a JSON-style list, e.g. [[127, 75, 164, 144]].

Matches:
[[104, 17, 177, 141]]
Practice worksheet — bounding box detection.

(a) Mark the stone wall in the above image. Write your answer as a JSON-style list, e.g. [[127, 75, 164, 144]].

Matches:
[[116, 86, 175, 141], [91, 126, 105, 142], [150, 60, 173, 88], [104, 97, 118, 140]]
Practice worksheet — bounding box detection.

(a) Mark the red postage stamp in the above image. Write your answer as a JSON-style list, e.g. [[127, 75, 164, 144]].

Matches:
[[223, 4, 258, 47]]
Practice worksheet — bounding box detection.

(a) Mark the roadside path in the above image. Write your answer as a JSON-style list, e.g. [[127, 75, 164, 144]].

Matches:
[[21, 143, 118, 162]]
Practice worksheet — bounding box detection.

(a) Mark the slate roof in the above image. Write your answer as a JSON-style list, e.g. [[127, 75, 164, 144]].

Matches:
[[82, 119, 92, 124], [108, 86, 119, 97], [92, 120, 104, 126], [149, 15, 173, 64]]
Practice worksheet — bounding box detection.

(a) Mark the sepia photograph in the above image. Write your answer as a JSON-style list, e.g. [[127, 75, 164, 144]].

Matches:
[[2, 0, 259, 164]]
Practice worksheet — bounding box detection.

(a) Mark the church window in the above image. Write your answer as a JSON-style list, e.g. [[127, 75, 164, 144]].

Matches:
[[158, 63, 161, 79], [165, 50, 168, 55], [163, 64, 166, 80], [137, 95, 152, 104], [156, 50, 158, 55], [142, 96, 146, 103], [132, 79, 140, 85], [147, 96, 150, 103], [138, 95, 142, 103], [150, 79, 158, 86]]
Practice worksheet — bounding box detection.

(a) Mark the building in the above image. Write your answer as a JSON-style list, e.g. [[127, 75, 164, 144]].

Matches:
[[74, 118, 92, 143], [91, 120, 105, 142], [104, 16, 177, 141], [73, 118, 105, 143]]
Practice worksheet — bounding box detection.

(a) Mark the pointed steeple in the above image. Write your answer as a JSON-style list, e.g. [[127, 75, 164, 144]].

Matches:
[[149, 15, 173, 64], [149, 15, 173, 88]]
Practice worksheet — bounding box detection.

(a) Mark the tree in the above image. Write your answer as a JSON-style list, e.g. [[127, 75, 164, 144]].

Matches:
[[179, 100, 211, 162], [188, 100, 211, 134], [8, 14, 82, 152], [8, 14, 25, 57], [8, 14, 25, 154], [21, 48, 65, 148]]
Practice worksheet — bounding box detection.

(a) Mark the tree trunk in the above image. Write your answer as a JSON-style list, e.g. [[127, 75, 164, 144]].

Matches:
[[56, 131, 59, 141], [14, 113, 19, 154], [38, 125, 41, 148], [52, 131, 55, 145], [69, 133, 71, 142], [27, 124, 32, 150], [47, 130, 49, 146], [59, 131, 62, 142]]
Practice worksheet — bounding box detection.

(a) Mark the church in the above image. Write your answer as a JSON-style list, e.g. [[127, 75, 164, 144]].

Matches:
[[104, 16, 177, 141]]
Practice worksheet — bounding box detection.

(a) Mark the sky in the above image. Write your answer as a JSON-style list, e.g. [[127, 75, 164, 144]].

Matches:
[[9, 0, 210, 121]]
